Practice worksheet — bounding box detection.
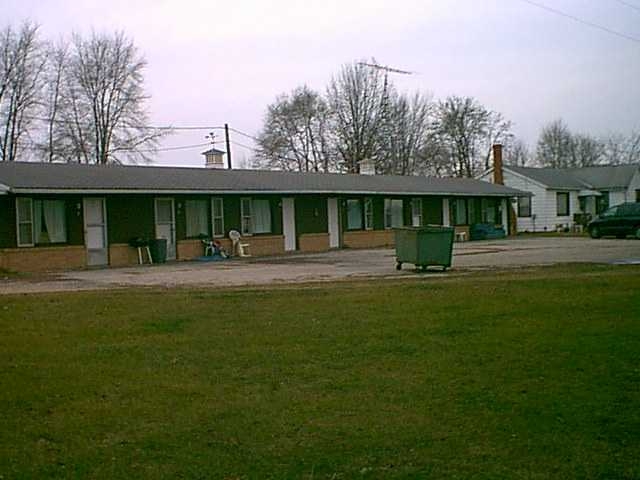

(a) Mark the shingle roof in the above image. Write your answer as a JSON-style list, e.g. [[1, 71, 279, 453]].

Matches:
[[0, 162, 529, 197], [201, 148, 226, 155], [507, 164, 639, 189]]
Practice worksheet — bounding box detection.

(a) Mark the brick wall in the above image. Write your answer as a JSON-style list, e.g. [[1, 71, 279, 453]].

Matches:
[[0, 246, 86, 272], [177, 240, 205, 260], [109, 244, 141, 267], [343, 230, 395, 249], [242, 235, 285, 256], [299, 233, 329, 252]]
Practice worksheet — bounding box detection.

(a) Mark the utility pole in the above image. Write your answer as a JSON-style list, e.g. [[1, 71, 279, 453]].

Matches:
[[224, 123, 232, 169]]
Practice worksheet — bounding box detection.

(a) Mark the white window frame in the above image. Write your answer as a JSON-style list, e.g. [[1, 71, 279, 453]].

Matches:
[[517, 196, 531, 218], [364, 197, 373, 230], [16, 197, 34, 247], [411, 198, 422, 227], [384, 198, 403, 229], [240, 198, 272, 235], [556, 192, 570, 216], [240, 197, 252, 236], [211, 197, 224, 238]]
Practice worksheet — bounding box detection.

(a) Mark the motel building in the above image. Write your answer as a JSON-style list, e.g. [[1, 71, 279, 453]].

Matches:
[[0, 158, 528, 273]]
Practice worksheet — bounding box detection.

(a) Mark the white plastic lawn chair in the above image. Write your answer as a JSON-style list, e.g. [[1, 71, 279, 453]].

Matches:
[[228, 230, 251, 257]]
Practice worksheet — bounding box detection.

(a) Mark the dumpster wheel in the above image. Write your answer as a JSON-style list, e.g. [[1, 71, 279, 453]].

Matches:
[[396, 262, 402, 271]]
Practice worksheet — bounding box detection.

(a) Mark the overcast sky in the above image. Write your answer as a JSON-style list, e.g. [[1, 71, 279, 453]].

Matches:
[[5, 0, 640, 167]]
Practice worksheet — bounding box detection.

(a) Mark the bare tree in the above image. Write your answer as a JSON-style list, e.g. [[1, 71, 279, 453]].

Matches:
[[602, 132, 640, 165], [570, 133, 603, 167], [326, 61, 388, 173], [0, 21, 46, 162], [432, 96, 512, 178], [38, 39, 69, 162], [503, 137, 531, 167], [535, 119, 574, 168], [536, 120, 606, 168], [379, 91, 433, 175], [62, 31, 164, 164], [254, 85, 333, 172]]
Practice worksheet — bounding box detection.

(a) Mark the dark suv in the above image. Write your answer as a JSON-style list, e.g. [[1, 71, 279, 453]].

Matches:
[[588, 202, 640, 239]]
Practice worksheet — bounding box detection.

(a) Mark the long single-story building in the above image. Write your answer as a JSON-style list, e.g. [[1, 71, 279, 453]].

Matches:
[[0, 161, 528, 272]]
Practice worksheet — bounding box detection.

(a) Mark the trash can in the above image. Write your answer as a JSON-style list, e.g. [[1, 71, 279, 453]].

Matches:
[[149, 238, 168, 264], [394, 226, 455, 271]]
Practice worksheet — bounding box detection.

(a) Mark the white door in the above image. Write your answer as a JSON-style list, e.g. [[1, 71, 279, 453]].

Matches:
[[282, 197, 296, 251], [83, 197, 108, 266], [328, 197, 341, 248], [155, 198, 176, 260]]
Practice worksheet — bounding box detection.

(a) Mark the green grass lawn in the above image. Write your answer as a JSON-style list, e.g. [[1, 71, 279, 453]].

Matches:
[[1, 265, 639, 479]]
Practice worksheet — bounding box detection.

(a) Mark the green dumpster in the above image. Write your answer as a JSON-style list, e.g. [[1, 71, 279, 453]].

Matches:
[[149, 238, 168, 264], [394, 226, 455, 271]]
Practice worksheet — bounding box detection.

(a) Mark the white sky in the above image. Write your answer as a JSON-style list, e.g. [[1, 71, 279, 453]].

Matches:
[[6, 0, 640, 166]]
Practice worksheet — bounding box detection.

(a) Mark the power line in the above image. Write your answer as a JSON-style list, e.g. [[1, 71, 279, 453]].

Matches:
[[231, 140, 309, 165], [15, 140, 223, 154], [133, 140, 223, 153], [613, 0, 640, 13], [519, 0, 640, 45], [229, 127, 260, 142], [19, 114, 225, 131]]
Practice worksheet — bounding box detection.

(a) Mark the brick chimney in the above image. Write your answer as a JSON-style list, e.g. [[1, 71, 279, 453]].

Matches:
[[493, 144, 504, 185]]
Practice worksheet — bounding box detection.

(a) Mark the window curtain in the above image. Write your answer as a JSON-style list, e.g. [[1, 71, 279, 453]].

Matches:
[[34, 200, 67, 244], [185, 200, 208, 237], [411, 199, 422, 227], [347, 200, 362, 230], [43, 201, 67, 243], [455, 199, 467, 225], [34, 200, 43, 242], [252, 199, 272, 233], [391, 199, 403, 228]]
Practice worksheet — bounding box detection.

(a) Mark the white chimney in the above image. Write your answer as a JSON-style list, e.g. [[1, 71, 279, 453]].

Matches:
[[202, 148, 226, 169], [359, 158, 376, 175]]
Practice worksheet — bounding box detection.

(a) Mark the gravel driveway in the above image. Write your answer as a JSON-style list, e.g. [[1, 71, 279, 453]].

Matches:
[[2, 236, 639, 294]]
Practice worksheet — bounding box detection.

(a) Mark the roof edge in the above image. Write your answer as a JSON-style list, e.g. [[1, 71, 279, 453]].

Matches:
[[8, 187, 531, 197]]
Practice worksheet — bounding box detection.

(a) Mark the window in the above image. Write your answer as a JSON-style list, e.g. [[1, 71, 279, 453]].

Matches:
[[34, 200, 67, 244], [240, 198, 252, 235], [411, 198, 422, 227], [556, 192, 570, 216], [596, 192, 609, 214], [450, 198, 468, 226], [384, 199, 403, 229], [253, 199, 272, 234], [346, 199, 363, 230], [16, 198, 34, 247], [185, 199, 208, 238], [364, 198, 373, 230], [517, 196, 531, 217], [17, 198, 67, 246], [211, 198, 224, 237], [241, 198, 272, 235], [481, 198, 498, 224]]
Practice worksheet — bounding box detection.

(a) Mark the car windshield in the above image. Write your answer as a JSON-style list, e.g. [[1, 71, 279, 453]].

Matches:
[[600, 206, 619, 217]]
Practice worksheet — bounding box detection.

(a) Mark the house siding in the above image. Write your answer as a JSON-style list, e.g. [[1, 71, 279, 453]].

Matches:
[[609, 190, 627, 207], [627, 170, 640, 202]]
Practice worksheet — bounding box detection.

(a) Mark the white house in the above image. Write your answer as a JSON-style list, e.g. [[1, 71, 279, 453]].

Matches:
[[479, 164, 640, 232]]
